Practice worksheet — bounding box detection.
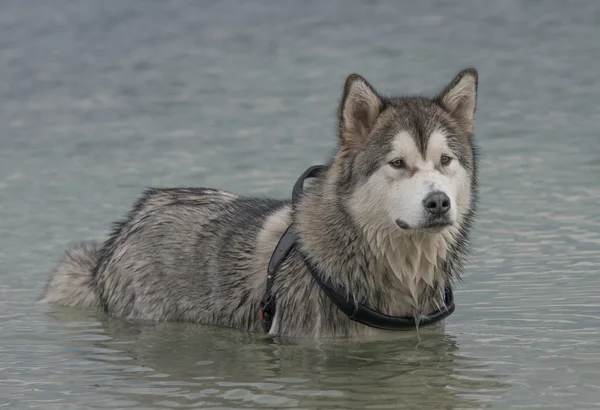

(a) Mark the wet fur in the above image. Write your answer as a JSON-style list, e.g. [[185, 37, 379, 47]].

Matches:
[[41, 69, 479, 338]]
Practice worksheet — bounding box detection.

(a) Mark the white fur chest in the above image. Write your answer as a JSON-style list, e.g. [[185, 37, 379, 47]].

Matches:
[[365, 226, 452, 314]]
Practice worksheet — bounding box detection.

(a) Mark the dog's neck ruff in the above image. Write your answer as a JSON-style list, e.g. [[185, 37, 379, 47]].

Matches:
[[258, 165, 456, 334]]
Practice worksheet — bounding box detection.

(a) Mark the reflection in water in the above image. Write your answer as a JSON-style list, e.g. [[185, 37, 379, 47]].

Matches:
[[47, 307, 509, 409]]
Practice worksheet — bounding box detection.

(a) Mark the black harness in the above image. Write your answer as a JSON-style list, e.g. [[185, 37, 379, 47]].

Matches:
[[258, 165, 456, 334]]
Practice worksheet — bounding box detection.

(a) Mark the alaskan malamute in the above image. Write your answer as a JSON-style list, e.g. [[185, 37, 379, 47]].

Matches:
[[42, 69, 479, 338]]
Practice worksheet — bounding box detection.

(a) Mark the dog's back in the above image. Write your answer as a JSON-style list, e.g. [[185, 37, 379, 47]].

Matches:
[[42, 187, 289, 330]]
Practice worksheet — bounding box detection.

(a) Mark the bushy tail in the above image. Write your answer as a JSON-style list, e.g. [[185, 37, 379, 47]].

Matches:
[[40, 242, 100, 308]]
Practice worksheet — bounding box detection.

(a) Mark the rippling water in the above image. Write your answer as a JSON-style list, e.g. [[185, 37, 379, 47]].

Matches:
[[1, 1, 600, 408]]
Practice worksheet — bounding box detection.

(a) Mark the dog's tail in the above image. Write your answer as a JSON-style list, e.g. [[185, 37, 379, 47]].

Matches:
[[39, 242, 100, 308]]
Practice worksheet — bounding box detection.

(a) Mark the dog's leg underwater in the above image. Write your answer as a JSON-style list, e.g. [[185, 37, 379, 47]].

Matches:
[[39, 242, 99, 308]]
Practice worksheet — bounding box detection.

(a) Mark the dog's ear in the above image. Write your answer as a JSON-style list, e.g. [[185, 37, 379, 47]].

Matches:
[[439, 68, 478, 133], [338, 74, 383, 147]]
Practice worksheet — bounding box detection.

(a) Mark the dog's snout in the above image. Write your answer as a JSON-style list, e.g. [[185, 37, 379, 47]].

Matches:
[[423, 192, 451, 216]]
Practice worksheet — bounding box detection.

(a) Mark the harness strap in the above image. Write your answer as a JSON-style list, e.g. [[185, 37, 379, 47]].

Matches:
[[258, 164, 456, 334], [258, 225, 297, 333], [259, 165, 325, 333], [300, 250, 455, 330]]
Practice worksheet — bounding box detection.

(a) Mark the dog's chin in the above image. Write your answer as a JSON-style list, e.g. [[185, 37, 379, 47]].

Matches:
[[396, 218, 453, 233]]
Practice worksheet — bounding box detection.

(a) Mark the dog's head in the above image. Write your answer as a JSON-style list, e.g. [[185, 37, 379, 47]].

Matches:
[[334, 69, 478, 235]]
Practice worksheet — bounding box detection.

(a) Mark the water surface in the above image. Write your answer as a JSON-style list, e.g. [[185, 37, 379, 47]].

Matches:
[[1, 1, 600, 408]]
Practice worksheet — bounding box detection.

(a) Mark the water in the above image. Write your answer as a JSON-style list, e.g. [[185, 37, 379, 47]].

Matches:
[[1, 0, 599, 408]]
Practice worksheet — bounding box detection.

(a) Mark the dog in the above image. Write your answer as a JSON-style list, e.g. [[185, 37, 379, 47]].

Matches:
[[41, 68, 479, 338]]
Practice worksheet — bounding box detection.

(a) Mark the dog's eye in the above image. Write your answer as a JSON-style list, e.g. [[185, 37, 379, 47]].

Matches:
[[389, 159, 405, 169], [440, 155, 452, 166]]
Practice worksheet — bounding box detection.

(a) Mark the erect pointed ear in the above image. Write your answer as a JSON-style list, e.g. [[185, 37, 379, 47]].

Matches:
[[338, 74, 383, 147], [439, 68, 478, 133]]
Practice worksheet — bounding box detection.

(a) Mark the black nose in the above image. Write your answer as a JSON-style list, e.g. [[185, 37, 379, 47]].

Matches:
[[423, 192, 451, 216]]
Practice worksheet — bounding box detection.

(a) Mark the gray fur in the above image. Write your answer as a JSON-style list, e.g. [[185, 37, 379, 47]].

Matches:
[[42, 242, 100, 307], [41, 69, 480, 339]]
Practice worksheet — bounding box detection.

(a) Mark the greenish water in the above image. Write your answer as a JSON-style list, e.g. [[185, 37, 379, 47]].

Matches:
[[1, 1, 600, 408]]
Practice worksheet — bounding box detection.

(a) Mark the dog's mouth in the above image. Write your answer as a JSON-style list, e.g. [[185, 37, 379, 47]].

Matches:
[[396, 218, 452, 232], [395, 219, 411, 230]]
